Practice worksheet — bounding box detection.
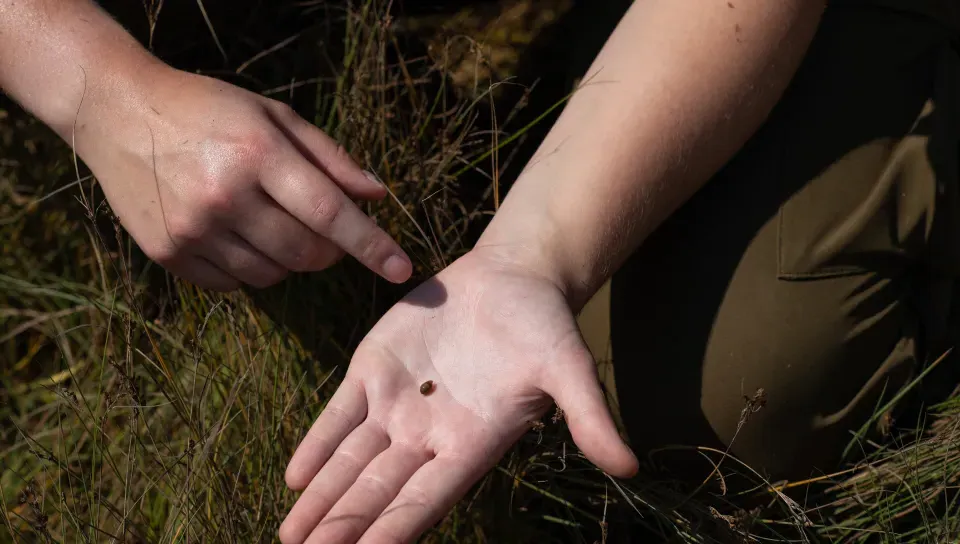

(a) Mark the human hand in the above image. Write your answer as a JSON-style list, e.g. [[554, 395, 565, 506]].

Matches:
[[74, 67, 411, 291], [279, 248, 638, 544]]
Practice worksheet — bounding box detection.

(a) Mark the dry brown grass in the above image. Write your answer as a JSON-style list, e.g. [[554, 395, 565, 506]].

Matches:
[[2, 1, 959, 543]]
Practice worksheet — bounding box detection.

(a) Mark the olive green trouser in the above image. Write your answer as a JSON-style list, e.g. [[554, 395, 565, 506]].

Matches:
[[577, 6, 960, 482]]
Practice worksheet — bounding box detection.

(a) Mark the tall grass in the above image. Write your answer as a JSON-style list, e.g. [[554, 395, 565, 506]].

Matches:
[[0, 1, 545, 541], [2, 1, 958, 543]]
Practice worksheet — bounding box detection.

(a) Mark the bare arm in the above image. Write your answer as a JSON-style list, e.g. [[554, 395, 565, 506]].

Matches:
[[476, 0, 826, 311], [0, 0, 160, 136], [0, 0, 414, 288], [278, 5, 830, 541]]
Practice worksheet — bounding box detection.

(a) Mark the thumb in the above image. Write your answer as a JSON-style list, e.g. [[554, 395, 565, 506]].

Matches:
[[541, 342, 639, 479]]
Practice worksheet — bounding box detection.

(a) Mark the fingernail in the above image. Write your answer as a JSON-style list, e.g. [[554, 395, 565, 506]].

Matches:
[[383, 254, 412, 283], [362, 170, 384, 189]]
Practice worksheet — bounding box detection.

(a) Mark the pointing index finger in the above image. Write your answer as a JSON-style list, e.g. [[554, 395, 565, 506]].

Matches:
[[260, 148, 412, 283], [264, 101, 388, 201]]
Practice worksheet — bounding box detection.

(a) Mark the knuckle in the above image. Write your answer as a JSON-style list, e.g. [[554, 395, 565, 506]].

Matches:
[[334, 144, 363, 174], [164, 213, 205, 244], [286, 243, 317, 272], [291, 244, 342, 272], [335, 143, 350, 163], [197, 179, 236, 215], [318, 247, 346, 269], [143, 241, 178, 265], [358, 231, 386, 265], [270, 100, 297, 119], [248, 267, 287, 290], [244, 127, 283, 158], [264, 267, 289, 287], [310, 192, 343, 231]]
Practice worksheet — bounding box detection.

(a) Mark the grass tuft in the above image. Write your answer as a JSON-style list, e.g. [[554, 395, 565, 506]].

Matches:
[[2, 1, 958, 543]]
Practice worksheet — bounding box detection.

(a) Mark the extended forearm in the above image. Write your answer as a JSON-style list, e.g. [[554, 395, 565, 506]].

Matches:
[[0, 0, 163, 137], [477, 0, 825, 311]]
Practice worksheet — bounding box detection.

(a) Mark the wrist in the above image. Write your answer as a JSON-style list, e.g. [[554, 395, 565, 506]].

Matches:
[[474, 216, 601, 313], [45, 53, 172, 142]]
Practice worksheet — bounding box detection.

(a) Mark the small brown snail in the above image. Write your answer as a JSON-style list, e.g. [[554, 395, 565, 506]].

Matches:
[[419, 380, 434, 395]]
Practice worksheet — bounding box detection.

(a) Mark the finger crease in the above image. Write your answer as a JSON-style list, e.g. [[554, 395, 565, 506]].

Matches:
[[311, 405, 354, 437]]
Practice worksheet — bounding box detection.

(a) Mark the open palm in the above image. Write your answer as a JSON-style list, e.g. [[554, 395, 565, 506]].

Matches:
[[279, 249, 638, 544]]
